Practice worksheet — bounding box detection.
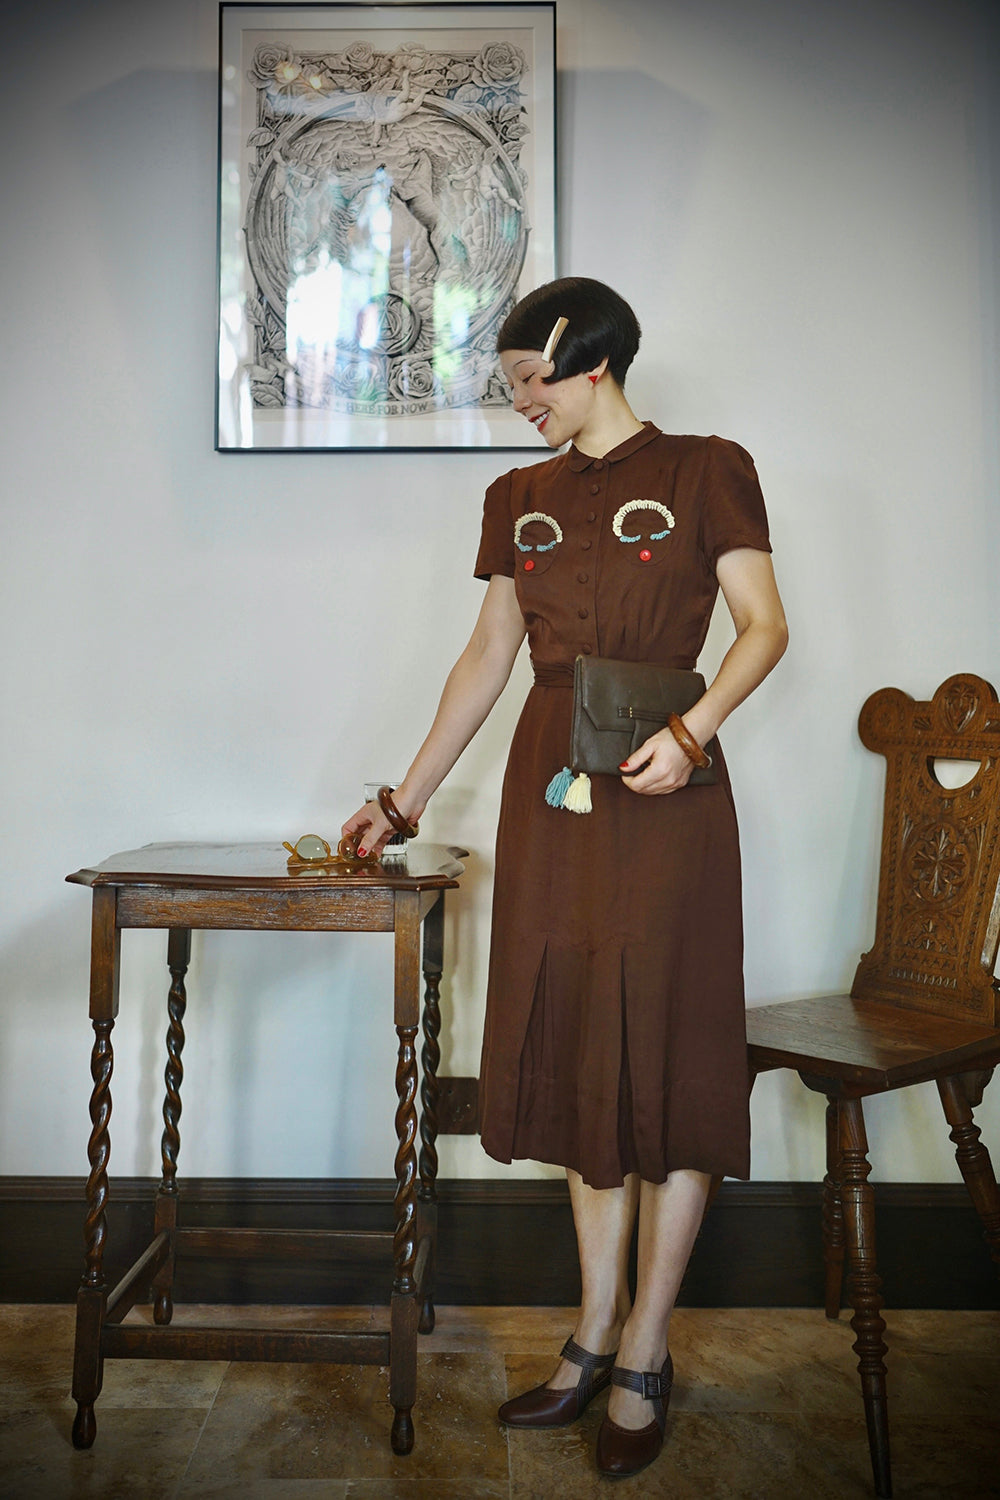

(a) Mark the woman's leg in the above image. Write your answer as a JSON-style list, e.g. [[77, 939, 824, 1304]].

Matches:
[[541, 1168, 638, 1386], [605, 1168, 711, 1426]]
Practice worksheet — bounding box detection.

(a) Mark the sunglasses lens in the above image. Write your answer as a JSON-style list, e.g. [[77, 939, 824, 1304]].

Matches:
[[294, 834, 330, 861]]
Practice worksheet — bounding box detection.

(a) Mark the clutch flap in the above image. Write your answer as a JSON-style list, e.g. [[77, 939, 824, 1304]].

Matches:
[[574, 655, 706, 732]]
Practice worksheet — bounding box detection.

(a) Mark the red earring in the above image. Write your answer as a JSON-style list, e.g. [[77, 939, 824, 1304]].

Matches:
[[588, 374, 598, 385]]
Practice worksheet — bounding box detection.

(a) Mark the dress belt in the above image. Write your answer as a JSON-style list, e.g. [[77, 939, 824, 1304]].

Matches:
[[532, 664, 574, 687], [532, 657, 696, 688]]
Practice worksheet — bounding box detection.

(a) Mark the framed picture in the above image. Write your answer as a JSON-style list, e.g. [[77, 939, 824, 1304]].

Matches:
[[217, 3, 556, 451]]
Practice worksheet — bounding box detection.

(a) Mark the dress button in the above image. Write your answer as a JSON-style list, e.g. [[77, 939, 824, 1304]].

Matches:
[[581, 540, 592, 551], [587, 511, 596, 522], [577, 571, 589, 583], [590, 483, 600, 495], [578, 607, 589, 619], [523, 558, 535, 571], [581, 644, 593, 654], [594, 460, 605, 471]]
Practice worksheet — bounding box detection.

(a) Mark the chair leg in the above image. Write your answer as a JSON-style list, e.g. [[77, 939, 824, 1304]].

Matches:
[[823, 1097, 845, 1319], [839, 1096, 891, 1498], [937, 1072, 1000, 1273]]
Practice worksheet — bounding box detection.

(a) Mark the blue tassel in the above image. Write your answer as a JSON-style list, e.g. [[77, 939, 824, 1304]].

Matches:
[[545, 766, 573, 807]]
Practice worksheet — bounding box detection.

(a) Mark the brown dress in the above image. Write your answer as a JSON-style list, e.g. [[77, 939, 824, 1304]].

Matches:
[[474, 423, 772, 1188]]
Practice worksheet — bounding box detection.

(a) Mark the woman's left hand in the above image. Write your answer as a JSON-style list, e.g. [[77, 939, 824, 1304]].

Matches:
[[619, 726, 696, 794]]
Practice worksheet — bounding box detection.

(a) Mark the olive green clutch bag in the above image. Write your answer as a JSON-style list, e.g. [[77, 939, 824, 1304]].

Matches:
[[570, 655, 718, 785]]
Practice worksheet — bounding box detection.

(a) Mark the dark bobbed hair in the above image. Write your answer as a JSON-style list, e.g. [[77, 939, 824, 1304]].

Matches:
[[496, 277, 641, 387]]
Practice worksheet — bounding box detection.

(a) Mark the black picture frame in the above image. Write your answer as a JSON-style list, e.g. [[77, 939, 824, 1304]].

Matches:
[[217, 2, 557, 451]]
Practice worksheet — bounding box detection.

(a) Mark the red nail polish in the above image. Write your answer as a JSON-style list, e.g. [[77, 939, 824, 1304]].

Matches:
[[619, 762, 630, 771], [357, 846, 367, 858]]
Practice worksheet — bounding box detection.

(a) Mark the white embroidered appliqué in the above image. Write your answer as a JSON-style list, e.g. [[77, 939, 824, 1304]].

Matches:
[[612, 499, 675, 543], [514, 512, 563, 552]]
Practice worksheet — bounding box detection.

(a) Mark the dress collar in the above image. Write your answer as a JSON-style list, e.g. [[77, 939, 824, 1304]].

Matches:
[[566, 420, 662, 472]]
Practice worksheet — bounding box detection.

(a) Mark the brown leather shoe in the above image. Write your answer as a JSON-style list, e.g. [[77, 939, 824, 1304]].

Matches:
[[595, 1351, 673, 1477], [498, 1336, 617, 1428]]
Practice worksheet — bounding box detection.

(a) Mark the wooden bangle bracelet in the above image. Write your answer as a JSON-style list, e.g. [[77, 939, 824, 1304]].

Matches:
[[377, 785, 420, 839], [666, 713, 712, 770]]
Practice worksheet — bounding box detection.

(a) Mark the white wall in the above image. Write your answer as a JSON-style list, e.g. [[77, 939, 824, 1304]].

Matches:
[[1, 0, 997, 1184]]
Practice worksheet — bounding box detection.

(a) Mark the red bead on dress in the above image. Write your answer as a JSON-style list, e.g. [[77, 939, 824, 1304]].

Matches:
[[639, 548, 652, 562], [524, 558, 535, 571]]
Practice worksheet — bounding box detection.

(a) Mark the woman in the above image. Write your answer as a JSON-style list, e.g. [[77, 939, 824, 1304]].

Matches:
[[343, 277, 787, 1477]]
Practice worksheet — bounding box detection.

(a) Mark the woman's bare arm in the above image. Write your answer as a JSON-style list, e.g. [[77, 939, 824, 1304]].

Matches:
[[622, 548, 788, 794], [342, 574, 526, 852]]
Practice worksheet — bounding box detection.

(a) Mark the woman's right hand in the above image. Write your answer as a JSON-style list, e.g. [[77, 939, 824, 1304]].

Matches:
[[341, 787, 424, 859], [339, 800, 390, 859]]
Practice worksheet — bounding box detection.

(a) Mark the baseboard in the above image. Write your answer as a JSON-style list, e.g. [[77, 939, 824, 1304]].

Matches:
[[1, 1177, 997, 1308]]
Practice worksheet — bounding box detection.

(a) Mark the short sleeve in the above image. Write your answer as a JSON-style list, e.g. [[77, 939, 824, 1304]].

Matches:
[[474, 470, 516, 580], [699, 436, 772, 570]]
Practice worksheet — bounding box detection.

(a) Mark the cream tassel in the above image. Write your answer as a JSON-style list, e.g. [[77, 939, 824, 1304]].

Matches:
[[562, 771, 593, 814]]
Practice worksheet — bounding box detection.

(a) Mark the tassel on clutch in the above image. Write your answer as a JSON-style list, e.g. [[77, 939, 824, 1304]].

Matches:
[[545, 766, 592, 813]]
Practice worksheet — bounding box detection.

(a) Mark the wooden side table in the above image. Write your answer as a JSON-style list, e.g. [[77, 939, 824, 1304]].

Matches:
[[66, 841, 476, 1457]]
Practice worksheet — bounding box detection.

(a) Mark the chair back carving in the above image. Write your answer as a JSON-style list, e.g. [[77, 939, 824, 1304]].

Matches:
[[853, 674, 1000, 1026]]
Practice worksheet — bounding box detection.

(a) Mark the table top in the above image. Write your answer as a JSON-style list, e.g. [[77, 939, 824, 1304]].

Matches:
[[67, 842, 467, 892]]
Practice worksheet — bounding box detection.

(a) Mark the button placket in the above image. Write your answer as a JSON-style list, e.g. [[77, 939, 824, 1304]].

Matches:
[[576, 466, 603, 657]]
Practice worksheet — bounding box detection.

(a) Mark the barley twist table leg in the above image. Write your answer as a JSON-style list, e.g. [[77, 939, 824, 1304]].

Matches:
[[393, 1024, 419, 1294], [417, 893, 444, 1333], [391, 1022, 419, 1455], [153, 928, 191, 1324], [72, 1017, 115, 1449]]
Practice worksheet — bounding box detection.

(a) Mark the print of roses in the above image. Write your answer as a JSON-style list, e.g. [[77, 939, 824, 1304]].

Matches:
[[248, 43, 292, 86], [473, 42, 525, 85], [387, 359, 436, 402], [345, 41, 375, 72], [335, 356, 384, 402]]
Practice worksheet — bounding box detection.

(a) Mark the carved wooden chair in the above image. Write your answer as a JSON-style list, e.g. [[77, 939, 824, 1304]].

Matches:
[[746, 674, 1000, 1499]]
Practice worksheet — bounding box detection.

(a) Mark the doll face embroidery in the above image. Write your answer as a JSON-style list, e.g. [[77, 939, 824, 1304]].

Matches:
[[612, 500, 675, 562], [514, 511, 563, 572]]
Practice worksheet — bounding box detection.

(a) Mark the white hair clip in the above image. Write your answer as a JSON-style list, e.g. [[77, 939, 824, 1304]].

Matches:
[[541, 315, 568, 364]]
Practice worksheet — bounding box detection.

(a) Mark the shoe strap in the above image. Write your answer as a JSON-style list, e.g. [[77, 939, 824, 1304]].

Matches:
[[611, 1354, 673, 1400], [560, 1336, 618, 1374]]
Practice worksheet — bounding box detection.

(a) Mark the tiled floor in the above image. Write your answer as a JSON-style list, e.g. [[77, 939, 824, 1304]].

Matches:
[[0, 1303, 997, 1498]]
